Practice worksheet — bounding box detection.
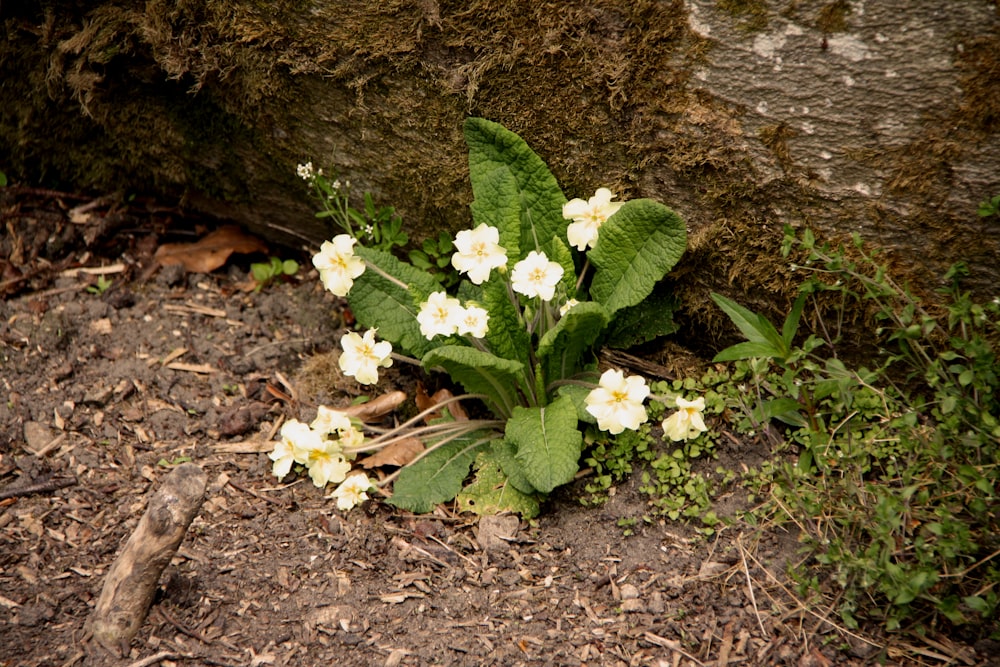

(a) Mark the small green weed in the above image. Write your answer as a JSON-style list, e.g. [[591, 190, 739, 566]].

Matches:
[[86, 275, 113, 295], [251, 256, 300, 291], [977, 193, 1000, 219]]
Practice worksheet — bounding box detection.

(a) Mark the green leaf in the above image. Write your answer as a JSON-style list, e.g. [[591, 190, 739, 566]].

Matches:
[[387, 433, 491, 513], [506, 396, 583, 493], [781, 292, 807, 348], [555, 383, 597, 425], [489, 438, 538, 494], [604, 290, 680, 349], [456, 450, 541, 518], [712, 341, 782, 362], [422, 345, 527, 419], [537, 301, 609, 382], [709, 292, 788, 360], [351, 246, 440, 358], [588, 199, 687, 316], [282, 259, 300, 275], [480, 277, 531, 369], [464, 117, 568, 262]]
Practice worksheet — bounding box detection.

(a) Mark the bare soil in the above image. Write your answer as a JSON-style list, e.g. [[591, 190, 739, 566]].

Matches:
[[0, 188, 990, 666]]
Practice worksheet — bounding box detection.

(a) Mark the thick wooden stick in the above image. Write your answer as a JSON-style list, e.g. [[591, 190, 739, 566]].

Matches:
[[90, 463, 207, 654]]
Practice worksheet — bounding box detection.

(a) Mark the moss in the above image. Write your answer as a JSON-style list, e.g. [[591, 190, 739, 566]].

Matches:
[[717, 0, 769, 32], [816, 0, 851, 34]]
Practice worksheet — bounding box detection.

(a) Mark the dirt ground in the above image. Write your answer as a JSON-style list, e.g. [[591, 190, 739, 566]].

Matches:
[[0, 188, 991, 667]]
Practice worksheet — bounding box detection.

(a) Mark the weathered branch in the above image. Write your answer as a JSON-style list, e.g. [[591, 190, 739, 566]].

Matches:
[[90, 463, 207, 655]]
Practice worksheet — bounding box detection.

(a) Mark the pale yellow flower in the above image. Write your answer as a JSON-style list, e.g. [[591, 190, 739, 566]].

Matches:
[[268, 420, 314, 479], [585, 369, 649, 434], [313, 234, 366, 296], [511, 251, 564, 302], [417, 291, 463, 340], [300, 436, 352, 488], [451, 224, 507, 285], [661, 396, 708, 442], [559, 298, 580, 317], [339, 328, 393, 385], [563, 188, 624, 251], [456, 304, 489, 338], [329, 472, 374, 511]]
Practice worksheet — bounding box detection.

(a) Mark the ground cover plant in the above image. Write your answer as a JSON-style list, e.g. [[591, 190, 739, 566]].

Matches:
[[714, 227, 1000, 637]]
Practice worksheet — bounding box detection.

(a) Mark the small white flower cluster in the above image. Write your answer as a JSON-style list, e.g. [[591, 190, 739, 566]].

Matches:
[[268, 407, 374, 509], [339, 328, 393, 384], [296, 162, 315, 180], [584, 369, 708, 441]]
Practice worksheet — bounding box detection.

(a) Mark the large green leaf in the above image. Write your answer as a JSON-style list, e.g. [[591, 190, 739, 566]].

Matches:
[[588, 199, 687, 316], [490, 438, 537, 495], [456, 450, 541, 518], [480, 277, 531, 369], [387, 434, 491, 514], [604, 289, 680, 349], [422, 345, 527, 419], [506, 396, 582, 493], [350, 246, 440, 358], [537, 301, 609, 383], [464, 117, 568, 262]]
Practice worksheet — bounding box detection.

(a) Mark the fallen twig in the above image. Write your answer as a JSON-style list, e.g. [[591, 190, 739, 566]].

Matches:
[[0, 476, 77, 500]]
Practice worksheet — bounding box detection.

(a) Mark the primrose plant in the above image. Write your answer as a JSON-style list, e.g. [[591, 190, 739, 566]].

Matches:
[[275, 118, 694, 516]]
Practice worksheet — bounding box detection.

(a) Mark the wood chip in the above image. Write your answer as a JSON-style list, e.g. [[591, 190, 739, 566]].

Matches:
[[165, 362, 217, 374], [211, 440, 272, 454]]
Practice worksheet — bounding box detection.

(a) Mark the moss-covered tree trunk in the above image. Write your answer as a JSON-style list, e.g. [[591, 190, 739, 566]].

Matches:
[[2, 0, 998, 333]]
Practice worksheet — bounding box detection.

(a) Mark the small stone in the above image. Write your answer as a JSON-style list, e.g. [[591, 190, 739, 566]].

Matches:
[[619, 583, 640, 600], [621, 598, 645, 613]]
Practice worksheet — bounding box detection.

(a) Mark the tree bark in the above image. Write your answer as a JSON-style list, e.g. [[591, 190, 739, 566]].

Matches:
[[89, 463, 207, 655], [2, 0, 998, 333]]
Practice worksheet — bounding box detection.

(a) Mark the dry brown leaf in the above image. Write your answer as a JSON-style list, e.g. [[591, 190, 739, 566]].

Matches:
[[359, 438, 424, 469], [340, 391, 407, 422], [153, 225, 268, 274], [415, 384, 469, 423]]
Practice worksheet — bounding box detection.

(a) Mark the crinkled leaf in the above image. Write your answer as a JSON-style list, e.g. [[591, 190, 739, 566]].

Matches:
[[537, 301, 609, 382], [468, 165, 523, 263], [456, 450, 541, 518], [422, 345, 526, 419], [605, 290, 680, 349], [490, 438, 537, 495], [387, 433, 492, 513], [506, 396, 582, 493], [555, 383, 597, 425], [480, 277, 531, 369], [351, 246, 440, 358], [464, 117, 568, 262], [589, 199, 686, 316]]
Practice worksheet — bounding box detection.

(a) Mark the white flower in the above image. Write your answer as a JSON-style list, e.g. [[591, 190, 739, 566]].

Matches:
[[296, 162, 314, 180], [451, 224, 507, 285], [456, 304, 489, 338], [300, 437, 352, 488], [585, 369, 649, 435], [559, 298, 580, 317], [511, 251, 564, 302], [417, 291, 463, 340], [661, 396, 708, 442], [339, 328, 393, 385], [312, 234, 366, 297], [310, 405, 353, 437], [563, 188, 624, 251], [268, 420, 315, 479], [329, 472, 374, 511]]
